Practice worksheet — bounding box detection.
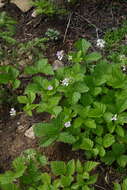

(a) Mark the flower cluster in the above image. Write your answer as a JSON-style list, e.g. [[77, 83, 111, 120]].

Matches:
[[10, 108, 16, 117], [61, 78, 70, 86], [56, 50, 64, 61], [111, 114, 117, 121], [64, 121, 71, 128], [47, 85, 53, 91], [96, 39, 105, 49]]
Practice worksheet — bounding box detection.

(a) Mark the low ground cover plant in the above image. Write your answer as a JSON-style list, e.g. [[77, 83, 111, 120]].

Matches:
[[17, 39, 127, 168], [0, 149, 99, 190]]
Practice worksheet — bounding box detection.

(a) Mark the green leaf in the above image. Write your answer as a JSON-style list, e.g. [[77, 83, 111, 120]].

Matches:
[[0, 171, 15, 184], [13, 79, 20, 89], [101, 151, 115, 165], [71, 183, 80, 189], [0, 73, 11, 84], [53, 106, 62, 116], [25, 59, 54, 75], [113, 183, 121, 190], [28, 188, 36, 190], [58, 132, 76, 144], [34, 122, 59, 137], [85, 52, 102, 63], [51, 161, 66, 176], [117, 155, 127, 167], [83, 172, 89, 179], [75, 39, 91, 54], [0, 183, 20, 190], [116, 126, 125, 137], [82, 186, 90, 190], [76, 160, 83, 173], [112, 143, 125, 157], [41, 173, 51, 184], [39, 136, 57, 147], [103, 134, 115, 148], [66, 160, 75, 176], [86, 174, 98, 185], [74, 83, 89, 93], [38, 184, 50, 190], [17, 96, 28, 104], [116, 99, 127, 113], [12, 156, 27, 178], [122, 178, 127, 190], [98, 146, 106, 157], [84, 161, 99, 172], [88, 102, 106, 118], [72, 92, 81, 104], [37, 155, 47, 166], [61, 175, 73, 187], [84, 119, 96, 129], [23, 104, 38, 116], [53, 179, 61, 188], [80, 138, 93, 150], [27, 92, 36, 104], [73, 117, 83, 128], [107, 65, 127, 88]]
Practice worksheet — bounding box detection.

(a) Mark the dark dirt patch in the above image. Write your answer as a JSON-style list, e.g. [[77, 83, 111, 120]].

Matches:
[[1, 0, 127, 189]]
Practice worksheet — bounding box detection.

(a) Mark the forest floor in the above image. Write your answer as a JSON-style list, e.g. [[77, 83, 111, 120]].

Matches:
[[0, 0, 127, 189]]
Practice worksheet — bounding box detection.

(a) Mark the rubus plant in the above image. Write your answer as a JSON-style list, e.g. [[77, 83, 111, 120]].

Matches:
[[18, 38, 127, 167], [0, 149, 99, 190]]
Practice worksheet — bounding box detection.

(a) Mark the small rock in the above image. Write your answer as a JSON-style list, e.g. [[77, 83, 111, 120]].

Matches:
[[52, 60, 64, 70], [0, 1, 5, 8], [11, 0, 33, 12], [24, 127, 35, 139]]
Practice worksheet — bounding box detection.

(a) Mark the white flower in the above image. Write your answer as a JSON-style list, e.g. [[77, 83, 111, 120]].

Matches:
[[10, 108, 16, 116], [122, 65, 126, 71], [111, 114, 117, 121], [119, 55, 126, 61], [61, 78, 70, 86], [47, 85, 53, 90], [56, 50, 64, 61], [64, 121, 71, 128], [96, 39, 105, 49]]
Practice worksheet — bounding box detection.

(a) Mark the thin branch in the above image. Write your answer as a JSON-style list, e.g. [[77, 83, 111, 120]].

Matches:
[[63, 12, 73, 43], [94, 184, 107, 190]]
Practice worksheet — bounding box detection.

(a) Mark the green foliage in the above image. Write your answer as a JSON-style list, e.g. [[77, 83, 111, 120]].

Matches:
[[18, 39, 127, 167], [17, 38, 127, 167], [104, 21, 127, 48], [0, 12, 17, 62], [0, 150, 98, 190], [32, 0, 67, 16], [45, 28, 60, 41], [0, 12, 17, 44], [114, 178, 127, 190], [0, 65, 20, 105]]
